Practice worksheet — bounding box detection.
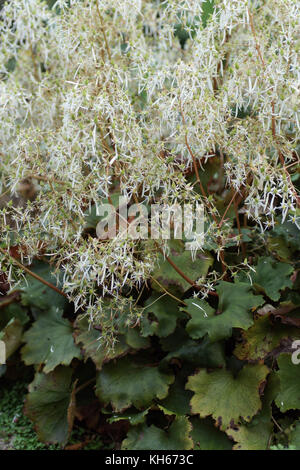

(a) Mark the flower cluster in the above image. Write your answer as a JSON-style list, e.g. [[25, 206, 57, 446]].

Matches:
[[0, 0, 299, 340]]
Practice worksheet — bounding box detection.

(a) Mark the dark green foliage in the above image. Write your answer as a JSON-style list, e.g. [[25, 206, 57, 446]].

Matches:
[[1, 243, 299, 450]]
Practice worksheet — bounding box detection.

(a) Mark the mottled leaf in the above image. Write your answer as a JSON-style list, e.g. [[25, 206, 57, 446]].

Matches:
[[234, 315, 300, 361]]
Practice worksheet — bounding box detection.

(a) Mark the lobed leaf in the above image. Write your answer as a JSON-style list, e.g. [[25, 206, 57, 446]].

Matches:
[[183, 281, 264, 342], [186, 364, 269, 430], [251, 257, 293, 301], [21, 307, 81, 373]]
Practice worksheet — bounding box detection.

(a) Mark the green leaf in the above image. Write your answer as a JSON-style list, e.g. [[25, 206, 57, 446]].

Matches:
[[122, 416, 193, 450], [74, 316, 129, 370], [160, 326, 191, 352], [186, 364, 269, 430], [184, 298, 215, 339], [272, 219, 300, 252], [226, 373, 279, 450], [183, 281, 264, 342], [0, 303, 29, 330], [125, 327, 150, 349], [159, 371, 193, 416], [275, 354, 300, 412], [21, 307, 81, 373], [234, 315, 300, 361], [20, 261, 67, 311], [267, 236, 291, 262], [227, 416, 271, 450], [25, 367, 74, 445], [141, 293, 181, 338], [190, 417, 232, 450], [96, 357, 174, 412], [162, 336, 225, 368], [151, 240, 213, 295], [251, 257, 293, 301]]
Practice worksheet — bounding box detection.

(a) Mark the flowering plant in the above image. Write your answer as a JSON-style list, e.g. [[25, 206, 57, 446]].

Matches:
[[0, 0, 299, 450]]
